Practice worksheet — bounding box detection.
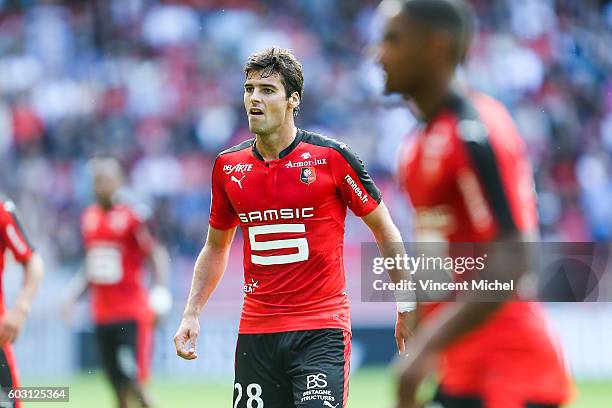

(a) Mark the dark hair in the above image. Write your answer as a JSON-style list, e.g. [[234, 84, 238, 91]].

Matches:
[[244, 47, 304, 116], [400, 0, 475, 64]]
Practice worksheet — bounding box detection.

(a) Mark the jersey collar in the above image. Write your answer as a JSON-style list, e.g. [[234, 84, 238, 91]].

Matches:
[[252, 129, 304, 162]]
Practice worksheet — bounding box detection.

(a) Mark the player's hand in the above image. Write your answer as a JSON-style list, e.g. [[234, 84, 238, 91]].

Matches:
[[395, 310, 417, 355], [173, 313, 200, 360], [0, 308, 26, 345], [396, 341, 436, 408]]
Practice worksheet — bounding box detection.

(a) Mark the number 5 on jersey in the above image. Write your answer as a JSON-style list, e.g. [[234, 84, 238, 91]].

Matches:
[[248, 224, 309, 266]]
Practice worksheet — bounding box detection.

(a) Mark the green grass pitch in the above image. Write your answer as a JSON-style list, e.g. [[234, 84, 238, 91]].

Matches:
[[24, 367, 610, 407]]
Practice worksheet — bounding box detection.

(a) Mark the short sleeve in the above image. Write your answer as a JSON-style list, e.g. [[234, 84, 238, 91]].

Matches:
[[0, 201, 34, 263], [209, 158, 240, 230], [330, 144, 381, 217]]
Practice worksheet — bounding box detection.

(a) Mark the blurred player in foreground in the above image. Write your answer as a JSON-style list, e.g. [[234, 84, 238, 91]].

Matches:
[[376, 0, 572, 407], [0, 197, 44, 407], [62, 158, 171, 408], [174, 47, 415, 408]]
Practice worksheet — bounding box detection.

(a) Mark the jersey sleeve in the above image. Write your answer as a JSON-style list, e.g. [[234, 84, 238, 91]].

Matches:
[[0, 201, 34, 263], [330, 144, 382, 217], [453, 98, 538, 235], [209, 157, 240, 230]]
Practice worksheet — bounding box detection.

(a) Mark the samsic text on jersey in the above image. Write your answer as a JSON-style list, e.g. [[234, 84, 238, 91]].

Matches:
[[210, 129, 381, 334]]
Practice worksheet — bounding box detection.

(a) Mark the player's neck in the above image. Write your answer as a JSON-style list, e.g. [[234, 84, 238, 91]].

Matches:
[[255, 123, 298, 161], [408, 78, 453, 123], [97, 199, 114, 211]]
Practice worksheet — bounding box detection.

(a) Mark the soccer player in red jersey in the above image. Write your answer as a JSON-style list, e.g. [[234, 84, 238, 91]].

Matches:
[[0, 197, 44, 408], [376, 1, 572, 407], [62, 159, 171, 408], [173, 48, 415, 408]]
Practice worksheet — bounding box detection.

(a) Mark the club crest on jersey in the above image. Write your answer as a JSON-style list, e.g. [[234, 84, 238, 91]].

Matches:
[[300, 167, 316, 185]]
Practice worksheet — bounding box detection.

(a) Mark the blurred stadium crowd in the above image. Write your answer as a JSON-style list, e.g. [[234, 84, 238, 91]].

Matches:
[[0, 0, 611, 280]]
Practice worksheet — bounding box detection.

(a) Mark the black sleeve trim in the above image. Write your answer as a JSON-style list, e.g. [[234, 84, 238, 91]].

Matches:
[[218, 138, 255, 156], [450, 94, 517, 233], [300, 130, 382, 204], [2, 200, 35, 252]]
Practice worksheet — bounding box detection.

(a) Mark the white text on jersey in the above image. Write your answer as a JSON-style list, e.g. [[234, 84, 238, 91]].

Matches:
[[285, 158, 327, 168], [238, 207, 315, 223], [344, 175, 369, 203], [223, 163, 253, 174]]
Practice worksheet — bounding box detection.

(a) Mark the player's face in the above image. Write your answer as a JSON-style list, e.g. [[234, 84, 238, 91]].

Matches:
[[377, 12, 430, 96], [244, 71, 293, 136], [93, 171, 120, 205]]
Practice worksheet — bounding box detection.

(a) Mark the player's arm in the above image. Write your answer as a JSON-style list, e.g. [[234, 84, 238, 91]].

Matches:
[[397, 230, 534, 408], [135, 222, 172, 319], [361, 202, 416, 355], [328, 142, 417, 354], [60, 267, 89, 322], [173, 225, 236, 360], [0, 203, 44, 344], [398, 113, 538, 407], [147, 243, 172, 318], [148, 243, 170, 287], [0, 253, 44, 345]]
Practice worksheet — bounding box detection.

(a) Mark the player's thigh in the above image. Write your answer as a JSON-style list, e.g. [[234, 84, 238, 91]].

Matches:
[[234, 334, 292, 408], [113, 320, 140, 382], [95, 321, 138, 387], [94, 323, 121, 381], [0, 345, 20, 407], [289, 329, 350, 408]]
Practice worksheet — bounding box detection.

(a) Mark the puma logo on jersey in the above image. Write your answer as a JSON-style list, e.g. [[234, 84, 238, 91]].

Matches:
[[323, 402, 339, 408], [223, 163, 253, 174], [231, 175, 245, 189]]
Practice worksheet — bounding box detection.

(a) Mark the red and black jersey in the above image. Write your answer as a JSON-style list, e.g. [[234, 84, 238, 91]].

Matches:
[[399, 91, 571, 404], [210, 129, 381, 334], [81, 204, 155, 324], [0, 200, 34, 317]]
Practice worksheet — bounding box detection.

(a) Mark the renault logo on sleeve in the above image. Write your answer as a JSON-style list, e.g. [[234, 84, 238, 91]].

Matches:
[[300, 167, 316, 185]]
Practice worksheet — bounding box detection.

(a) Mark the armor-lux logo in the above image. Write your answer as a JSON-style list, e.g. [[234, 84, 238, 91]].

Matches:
[[285, 158, 327, 168], [223, 163, 253, 174]]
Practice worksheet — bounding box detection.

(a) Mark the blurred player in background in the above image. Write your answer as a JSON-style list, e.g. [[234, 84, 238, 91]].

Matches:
[[0, 198, 44, 407], [62, 158, 171, 408], [376, 0, 572, 407], [174, 47, 415, 408]]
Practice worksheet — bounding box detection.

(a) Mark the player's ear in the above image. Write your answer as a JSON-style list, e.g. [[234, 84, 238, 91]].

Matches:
[[288, 91, 300, 111]]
